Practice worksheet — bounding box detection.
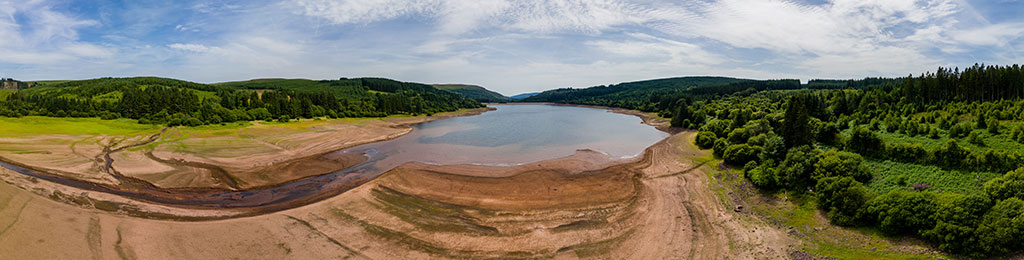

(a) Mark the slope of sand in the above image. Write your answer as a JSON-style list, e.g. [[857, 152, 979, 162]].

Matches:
[[0, 131, 798, 259], [0, 108, 491, 191]]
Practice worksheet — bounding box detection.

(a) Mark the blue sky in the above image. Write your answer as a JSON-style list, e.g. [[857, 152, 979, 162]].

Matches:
[[1, 0, 1022, 95]]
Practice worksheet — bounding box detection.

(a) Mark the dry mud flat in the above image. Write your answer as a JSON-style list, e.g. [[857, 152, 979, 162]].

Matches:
[[0, 131, 795, 259]]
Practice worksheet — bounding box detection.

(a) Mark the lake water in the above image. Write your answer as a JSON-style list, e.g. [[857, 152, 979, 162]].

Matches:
[[338, 104, 670, 173], [0, 104, 670, 210]]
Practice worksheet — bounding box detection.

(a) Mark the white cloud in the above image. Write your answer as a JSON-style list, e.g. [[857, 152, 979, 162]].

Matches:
[[0, 0, 112, 65], [587, 33, 722, 65], [168, 43, 220, 53], [950, 22, 1024, 46], [291, 0, 657, 34]]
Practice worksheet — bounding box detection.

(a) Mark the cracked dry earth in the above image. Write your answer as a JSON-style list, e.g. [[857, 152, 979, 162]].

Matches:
[[0, 131, 795, 259]]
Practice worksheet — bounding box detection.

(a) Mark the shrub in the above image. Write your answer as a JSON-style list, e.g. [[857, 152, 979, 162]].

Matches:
[[816, 176, 868, 226], [727, 128, 749, 144], [949, 123, 972, 138], [968, 131, 984, 145], [712, 138, 728, 158], [863, 190, 937, 235], [759, 134, 786, 162], [184, 117, 203, 127], [747, 163, 780, 189], [932, 139, 970, 168], [975, 197, 1024, 256], [847, 126, 883, 156], [984, 168, 1024, 201], [695, 131, 717, 149], [812, 150, 871, 183], [723, 144, 762, 166], [885, 142, 927, 164]]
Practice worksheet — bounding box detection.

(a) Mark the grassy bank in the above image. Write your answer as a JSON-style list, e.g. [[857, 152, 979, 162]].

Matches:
[[695, 149, 950, 259]]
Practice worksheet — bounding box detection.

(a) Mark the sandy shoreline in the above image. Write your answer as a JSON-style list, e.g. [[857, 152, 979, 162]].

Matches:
[[0, 108, 496, 219], [0, 129, 799, 259], [0, 103, 806, 259], [0, 103, 689, 220]]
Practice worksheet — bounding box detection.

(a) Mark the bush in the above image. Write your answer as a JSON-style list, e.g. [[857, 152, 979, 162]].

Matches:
[[987, 118, 1000, 134], [712, 138, 729, 158], [921, 193, 992, 256], [816, 176, 868, 226], [759, 134, 786, 162], [812, 150, 871, 183], [984, 168, 1024, 201], [885, 142, 928, 164], [723, 144, 762, 166], [184, 117, 203, 127], [949, 123, 972, 138], [932, 139, 970, 168], [863, 190, 937, 235], [968, 131, 984, 145], [847, 126, 884, 156], [747, 133, 767, 146], [975, 197, 1024, 256], [277, 115, 290, 123], [247, 108, 273, 121], [779, 146, 822, 190], [747, 164, 780, 189], [727, 128, 749, 144], [695, 131, 717, 149]]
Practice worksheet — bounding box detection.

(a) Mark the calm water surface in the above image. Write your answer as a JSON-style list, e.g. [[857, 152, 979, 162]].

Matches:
[[0, 104, 669, 210], [338, 104, 669, 174]]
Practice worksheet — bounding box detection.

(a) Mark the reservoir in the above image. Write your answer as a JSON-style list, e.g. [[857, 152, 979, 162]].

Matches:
[[340, 104, 670, 173], [0, 104, 669, 211]]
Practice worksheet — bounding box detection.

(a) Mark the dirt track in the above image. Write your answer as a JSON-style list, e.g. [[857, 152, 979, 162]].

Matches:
[[0, 130, 796, 259]]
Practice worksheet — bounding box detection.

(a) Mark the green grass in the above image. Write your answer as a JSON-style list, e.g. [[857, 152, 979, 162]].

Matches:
[[26, 80, 72, 86], [863, 160, 999, 195], [695, 145, 948, 260], [0, 116, 160, 136], [90, 91, 122, 103], [853, 123, 1024, 153], [0, 90, 14, 101]]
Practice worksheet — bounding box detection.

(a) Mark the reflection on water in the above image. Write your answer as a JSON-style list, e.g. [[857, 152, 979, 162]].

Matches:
[[338, 104, 669, 175]]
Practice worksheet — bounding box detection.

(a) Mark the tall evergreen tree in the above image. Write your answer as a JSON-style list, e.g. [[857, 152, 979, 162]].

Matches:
[[781, 95, 813, 148]]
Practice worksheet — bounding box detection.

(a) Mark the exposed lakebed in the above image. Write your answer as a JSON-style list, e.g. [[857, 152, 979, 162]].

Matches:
[[0, 104, 668, 215]]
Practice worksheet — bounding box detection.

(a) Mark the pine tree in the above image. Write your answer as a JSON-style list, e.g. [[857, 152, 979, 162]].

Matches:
[[781, 95, 813, 148]]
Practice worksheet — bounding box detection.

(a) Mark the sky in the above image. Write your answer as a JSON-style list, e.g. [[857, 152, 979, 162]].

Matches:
[[1, 0, 1022, 95]]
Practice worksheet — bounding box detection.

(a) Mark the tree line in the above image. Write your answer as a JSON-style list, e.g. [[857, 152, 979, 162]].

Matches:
[[679, 65, 1024, 258], [536, 64, 1024, 257], [0, 77, 483, 126]]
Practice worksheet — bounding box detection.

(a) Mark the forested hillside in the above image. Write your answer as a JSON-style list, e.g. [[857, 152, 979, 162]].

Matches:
[[663, 64, 1023, 258], [432, 84, 511, 102], [0, 77, 483, 126], [522, 77, 800, 113]]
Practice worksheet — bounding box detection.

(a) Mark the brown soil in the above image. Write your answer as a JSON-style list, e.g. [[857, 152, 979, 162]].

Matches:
[[0, 130, 797, 259]]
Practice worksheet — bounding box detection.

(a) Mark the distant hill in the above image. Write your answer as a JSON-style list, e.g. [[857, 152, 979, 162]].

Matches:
[[0, 77, 483, 125], [509, 92, 540, 100], [523, 76, 799, 112], [432, 84, 510, 102]]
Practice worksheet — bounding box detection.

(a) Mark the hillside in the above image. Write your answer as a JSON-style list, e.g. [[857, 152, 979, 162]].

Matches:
[[0, 77, 483, 125], [510, 92, 540, 100], [433, 84, 511, 102], [523, 76, 800, 112]]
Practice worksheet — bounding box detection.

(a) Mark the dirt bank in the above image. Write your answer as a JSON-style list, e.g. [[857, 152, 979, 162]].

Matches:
[[0, 130, 797, 259]]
